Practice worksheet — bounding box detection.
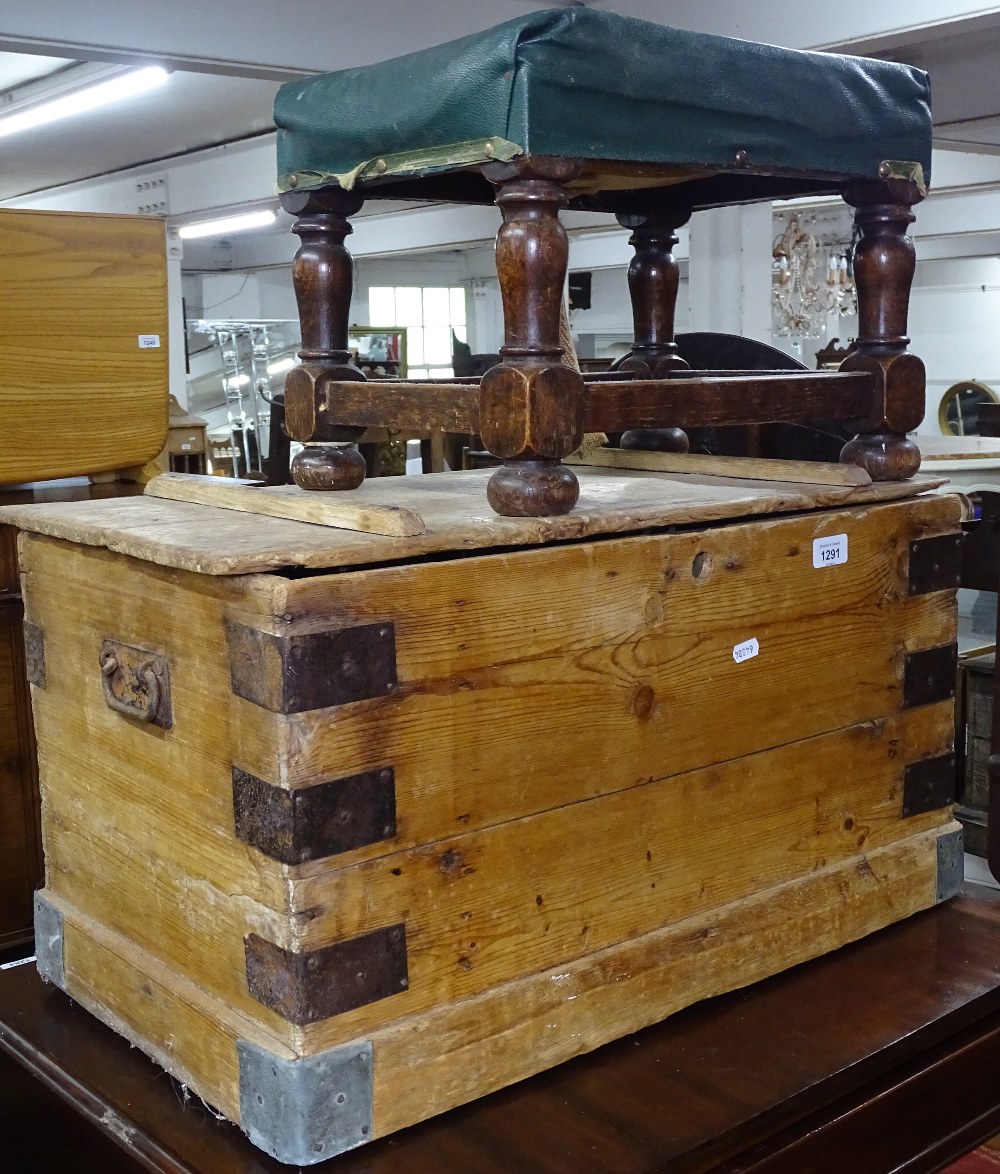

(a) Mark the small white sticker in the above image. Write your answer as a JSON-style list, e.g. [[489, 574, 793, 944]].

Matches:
[[180, 443, 192, 451], [138, 333, 161, 349], [813, 533, 848, 569], [0, 954, 35, 971], [733, 637, 759, 664]]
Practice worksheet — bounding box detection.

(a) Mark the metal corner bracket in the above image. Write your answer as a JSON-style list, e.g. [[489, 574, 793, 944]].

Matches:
[[237, 1038, 374, 1164], [936, 827, 964, 902], [34, 892, 66, 988]]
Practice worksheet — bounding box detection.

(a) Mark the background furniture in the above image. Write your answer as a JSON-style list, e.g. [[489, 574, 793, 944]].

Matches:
[[2, 885, 1000, 1172], [939, 380, 1000, 436], [348, 326, 406, 378], [0, 483, 142, 955], [959, 653, 994, 856], [154, 395, 209, 476], [0, 209, 168, 484], [960, 491, 1000, 875], [0, 524, 39, 956], [0, 207, 168, 952]]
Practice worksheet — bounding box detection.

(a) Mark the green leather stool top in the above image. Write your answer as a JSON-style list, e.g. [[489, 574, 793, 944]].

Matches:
[[274, 6, 931, 207]]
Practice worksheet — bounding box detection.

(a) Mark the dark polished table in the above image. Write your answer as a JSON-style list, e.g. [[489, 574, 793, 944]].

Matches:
[[2, 885, 1000, 1174]]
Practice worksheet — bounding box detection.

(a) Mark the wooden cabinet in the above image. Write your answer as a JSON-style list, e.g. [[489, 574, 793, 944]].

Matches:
[[0, 486, 141, 951], [0, 208, 168, 485], [0, 526, 39, 951], [959, 653, 995, 858], [153, 395, 209, 477], [0, 205, 169, 949]]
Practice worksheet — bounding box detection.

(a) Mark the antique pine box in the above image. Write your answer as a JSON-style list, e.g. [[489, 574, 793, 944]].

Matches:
[[3, 467, 964, 1164]]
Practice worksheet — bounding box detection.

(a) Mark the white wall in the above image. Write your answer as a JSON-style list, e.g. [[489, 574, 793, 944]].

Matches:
[[26, 120, 993, 432], [911, 256, 1000, 433], [181, 220, 1000, 437]]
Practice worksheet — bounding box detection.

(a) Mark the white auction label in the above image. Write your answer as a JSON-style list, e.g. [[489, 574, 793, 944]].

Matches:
[[138, 333, 161, 349], [813, 533, 848, 569], [732, 637, 760, 664]]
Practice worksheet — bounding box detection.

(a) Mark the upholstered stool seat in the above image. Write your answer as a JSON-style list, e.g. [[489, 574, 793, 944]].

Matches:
[[275, 8, 930, 202], [273, 7, 933, 516]]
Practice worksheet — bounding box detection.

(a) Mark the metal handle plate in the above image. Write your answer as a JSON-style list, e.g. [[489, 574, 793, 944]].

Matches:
[[99, 639, 172, 729]]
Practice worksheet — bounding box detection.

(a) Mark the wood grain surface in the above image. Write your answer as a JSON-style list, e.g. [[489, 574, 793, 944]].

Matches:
[[5, 886, 1000, 1173], [14, 478, 964, 1153], [17, 490, 962, 1071], [42, 825, 953, 1143], [0, 468, 948, 576], [0, 209, 168, 483], [287, 721, 955, 1053], [307, 370, 874, 435], [20, 537, 293, 1033], [145, 473, 427, 537], [568, 447, 873, 485]]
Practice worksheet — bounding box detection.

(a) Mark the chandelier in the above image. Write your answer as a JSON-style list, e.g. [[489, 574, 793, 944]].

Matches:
[[771, 213, 857, 337]]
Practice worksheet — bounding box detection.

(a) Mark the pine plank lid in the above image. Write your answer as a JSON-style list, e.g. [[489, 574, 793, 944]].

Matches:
[[0, 467, 945, 576]]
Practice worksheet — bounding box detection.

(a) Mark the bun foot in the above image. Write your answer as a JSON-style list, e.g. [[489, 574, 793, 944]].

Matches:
[[291, 444, 366, 491], [620, 428, 690, 453], [840, 433, 920, 481], [486, 460, 579, 517]]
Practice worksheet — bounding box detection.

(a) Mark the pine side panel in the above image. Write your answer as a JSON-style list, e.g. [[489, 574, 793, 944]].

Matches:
[[40, 777, 293, 1034], [54, 896, 297, 1124], [232, 498, 958, 873], [20, 535, 293, 1035], [48, 827, 948, 1140], [238, 495, 960, 676], [0, 209, 169, 482], [290, 706, 953, 1051], [232, 592, 955, 867], [368, 826, 947, 1137]]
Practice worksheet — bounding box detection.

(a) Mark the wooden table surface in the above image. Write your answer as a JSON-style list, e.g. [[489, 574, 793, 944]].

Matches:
[[3, 885, 1000, 1173], [919, 435, 1000, 461]]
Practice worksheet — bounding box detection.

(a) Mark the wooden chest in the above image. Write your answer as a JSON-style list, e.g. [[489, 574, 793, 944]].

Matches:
[[2, 468, 964, 1164]]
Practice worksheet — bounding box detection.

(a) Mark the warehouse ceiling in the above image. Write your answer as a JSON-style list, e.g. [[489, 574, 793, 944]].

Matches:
[[1, 3, 999, 205], [0, 55, 280, 202]]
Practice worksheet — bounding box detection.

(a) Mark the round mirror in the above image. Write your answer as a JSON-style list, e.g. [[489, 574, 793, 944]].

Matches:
[[938, 380, 999, 436]]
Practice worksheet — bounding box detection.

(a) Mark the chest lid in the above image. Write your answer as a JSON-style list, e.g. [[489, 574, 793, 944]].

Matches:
[[0, 466, 946, 576]]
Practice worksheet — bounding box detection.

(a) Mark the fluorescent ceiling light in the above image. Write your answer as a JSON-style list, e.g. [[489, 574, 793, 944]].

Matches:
[[0, 66, 169, 139], [179, 210, 278, 240]]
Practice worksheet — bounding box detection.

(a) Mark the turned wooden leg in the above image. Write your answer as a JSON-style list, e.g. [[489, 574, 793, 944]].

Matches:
[[838, 176, 925, 481], [615, 209, 691, 454], [280, 188, 367, 491], [479, 159, 586, 516]]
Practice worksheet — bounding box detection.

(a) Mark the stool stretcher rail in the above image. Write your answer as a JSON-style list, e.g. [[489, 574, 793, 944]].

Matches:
[[313, 371, 875, 436]]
